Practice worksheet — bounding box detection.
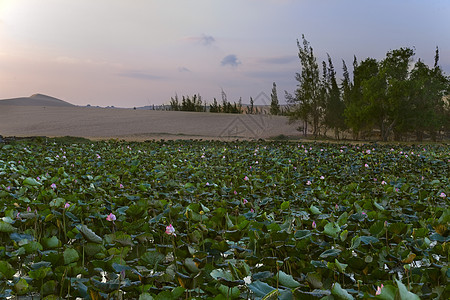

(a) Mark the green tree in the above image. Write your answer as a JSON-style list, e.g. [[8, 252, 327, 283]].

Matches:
[[344, 57, 379, 139], [323, 54, 345, 139], [364, 47, 415, 141], [408, 49, 450, 140], [270, 82, 281, 115], [247, 97, 254, 114], [287, 35, 322, 137], [169, 94, 180, 111], [210, 98, 220, 113]]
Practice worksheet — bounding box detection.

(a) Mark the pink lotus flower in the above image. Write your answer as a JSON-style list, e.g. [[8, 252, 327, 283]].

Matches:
[[64, 203, 70, 209], [439, 192, 446, 198], [243, 198, 248, 204], [375, 284, 384, 295], [244, 176, 249, 181], [312, 221, 316, 229], [364, 163, 369, 168], [165, 224, 176, 236], [119, 184, 124, 189], [50, 183, 57, 190], [106, 213, 116, 222]]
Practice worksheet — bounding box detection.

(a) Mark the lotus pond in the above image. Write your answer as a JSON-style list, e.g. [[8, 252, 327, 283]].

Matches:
[[0, 139, 448, 299]]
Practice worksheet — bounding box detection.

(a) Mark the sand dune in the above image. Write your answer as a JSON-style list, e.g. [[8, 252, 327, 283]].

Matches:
[[0, 93, 75, 107], [0, 95, 300, 140]]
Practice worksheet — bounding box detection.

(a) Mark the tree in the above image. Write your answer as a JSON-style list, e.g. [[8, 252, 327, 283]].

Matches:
[[323, 54, 345, 139], [365, 47, 415, 141], [210, 98, 219, 112], [247, 97, 254, 114], [169, 94, 180, 111], [344, 57, 379, 139], [270, 82, 281, 115], [287, 35, 322, 137], [408, 49, 450, 141]]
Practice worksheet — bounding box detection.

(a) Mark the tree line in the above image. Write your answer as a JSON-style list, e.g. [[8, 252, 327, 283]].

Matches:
[[286, 35, 450, 141], [168, 88, 283, 115]]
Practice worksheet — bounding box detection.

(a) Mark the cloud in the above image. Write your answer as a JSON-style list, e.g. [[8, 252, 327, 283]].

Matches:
[[178, 67, 191, 72], [221, 54, 241, 67], [185, 34, 216, 46], [119, 71, 163, 80], [259, 55, 297, 64]]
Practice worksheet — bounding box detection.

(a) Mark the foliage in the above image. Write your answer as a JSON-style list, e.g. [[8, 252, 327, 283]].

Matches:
[[288, 36, 450, 141], [0, 139, 448, 299], [288, 35, 322, 137], [270, 82, 281, 116]]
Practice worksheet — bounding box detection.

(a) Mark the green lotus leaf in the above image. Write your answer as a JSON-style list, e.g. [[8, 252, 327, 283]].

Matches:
[[248, 281, 276, 297], [90, 278, 119, 293], [77, 224, 103, 244], [29, 267, 51, 280], [0, 221, 16, 233], [395, 279, 420, 300], [360, 236, 379, 245], [309, 205, 321, 215], [331, 282, 354, 300], [276, 270, 300, 288], [294, 230, 312, 240], [211, 269, 233, 281], [14, 278, 29, 295], [323, 222, 341, 238], [375, 284, 396, 300], [63, 248, 79, 265], [42, 236, 60, 249], [41, 280, 58, 296], [23, 177, 42, 186], [0, 261, 16, 279], [139, 292, 154, 300], [319, 248, 341, 259], [335, 259, 348, 273]]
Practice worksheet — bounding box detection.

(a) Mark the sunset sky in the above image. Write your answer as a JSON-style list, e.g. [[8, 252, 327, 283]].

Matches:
[[1, 0, 449, 107]]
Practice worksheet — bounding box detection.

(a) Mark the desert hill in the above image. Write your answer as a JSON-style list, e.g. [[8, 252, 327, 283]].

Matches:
[[0, 94, 75, 107]]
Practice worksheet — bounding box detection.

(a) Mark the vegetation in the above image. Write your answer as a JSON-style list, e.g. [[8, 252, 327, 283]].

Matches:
[[169, 92, 242, 114], [0, 139, 448, 299], [287, 36, 450, 141], [270, 82, 281, 116]]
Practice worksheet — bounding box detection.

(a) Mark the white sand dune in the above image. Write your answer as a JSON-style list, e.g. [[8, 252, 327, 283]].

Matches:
[[0, 94, 300, 140], [0, 94, 75, 107]]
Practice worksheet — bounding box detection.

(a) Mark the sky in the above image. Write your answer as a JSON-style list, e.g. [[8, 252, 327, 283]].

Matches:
[[0, 0, 449, 108]]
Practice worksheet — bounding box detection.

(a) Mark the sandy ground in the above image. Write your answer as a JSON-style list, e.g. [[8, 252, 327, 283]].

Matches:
[[0, 104, 301, 141]]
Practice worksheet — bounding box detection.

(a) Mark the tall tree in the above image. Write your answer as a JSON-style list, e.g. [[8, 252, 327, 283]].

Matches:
[[344, 57, 379, 139], [270, 82, 281, 115], [287, 35, 322, 137], [365, 47, 415, 141], [323, 54, 345, 139], [408, 50, 450, 141]]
